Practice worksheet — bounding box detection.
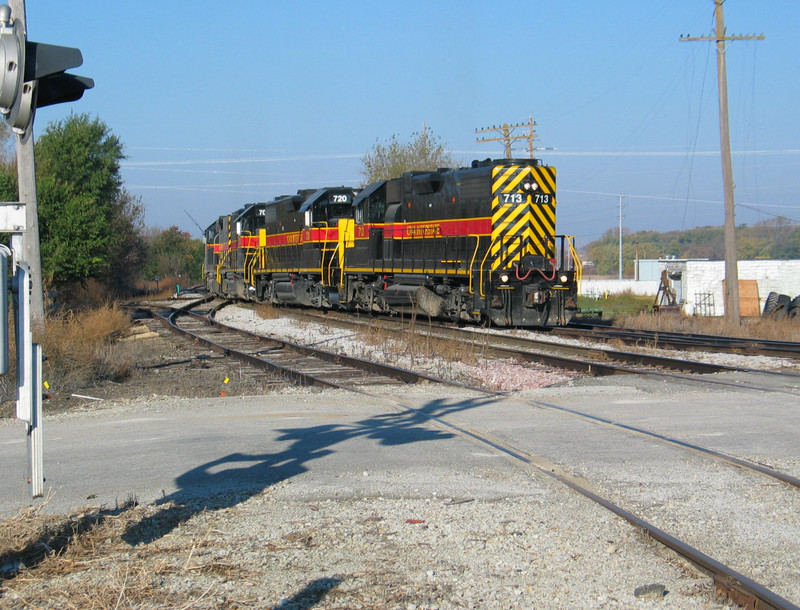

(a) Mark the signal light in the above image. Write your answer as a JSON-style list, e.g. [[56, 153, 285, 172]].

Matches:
[[0, 5, 23, 115], [0, 4, 93, 134]]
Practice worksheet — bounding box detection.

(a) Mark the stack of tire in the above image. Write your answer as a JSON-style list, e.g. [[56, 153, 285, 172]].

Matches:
[[762, 292, 800, 319]]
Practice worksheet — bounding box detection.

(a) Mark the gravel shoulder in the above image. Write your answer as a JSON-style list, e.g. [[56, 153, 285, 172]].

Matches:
[[2, 388, 725, 609], [1, 306, 795, 608]]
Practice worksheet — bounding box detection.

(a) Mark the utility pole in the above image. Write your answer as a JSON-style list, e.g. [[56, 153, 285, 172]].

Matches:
[[681, 1, 764, 324], [476, 117, 538, 158], [0, 0, 93, 498], [8, 0, 42, 325], [618, 195, 624, 280]]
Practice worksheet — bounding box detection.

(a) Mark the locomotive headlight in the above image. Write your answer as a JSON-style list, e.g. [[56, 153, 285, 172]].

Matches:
[[559, 274, 569, 283], [499, 273, 510, 283], [522, 181, 539, 191]]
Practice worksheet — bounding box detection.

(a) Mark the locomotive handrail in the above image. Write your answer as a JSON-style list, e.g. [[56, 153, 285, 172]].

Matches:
[[245, 252, 258, 290], [477, 234, 502, 297], [215, 244, 229, 286], [565, 235, 583, 292], [325, 241, 341, 287], [238, 230, 255, 287], [467, 234, 483, 295]]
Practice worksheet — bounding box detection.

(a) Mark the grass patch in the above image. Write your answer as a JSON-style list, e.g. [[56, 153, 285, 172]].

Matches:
[[578, 292, 800, 341], [577, 292, 655, 318], [618, 311, 800, 342]]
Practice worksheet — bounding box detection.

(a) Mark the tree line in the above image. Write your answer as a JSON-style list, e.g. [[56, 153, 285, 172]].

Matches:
[[25, 115, 757, 297], [583, 219, 800, 277], [0, 119, 451, 307], [0, 114, 203, 304]]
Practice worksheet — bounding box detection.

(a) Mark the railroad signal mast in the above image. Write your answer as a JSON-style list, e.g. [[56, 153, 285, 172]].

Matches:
[[476, 116, 541, 159], [0, 0, 93, 498], [680, 1, 764, 325]]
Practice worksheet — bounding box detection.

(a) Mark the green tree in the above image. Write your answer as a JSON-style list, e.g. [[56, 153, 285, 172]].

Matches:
[[35, 113, 146, 290], [143, 226, 204, 282], [584, 220, 800, 277], [0, 121, 18, 203], [360, 125, 454, 184], [104, 191, 148, 292]]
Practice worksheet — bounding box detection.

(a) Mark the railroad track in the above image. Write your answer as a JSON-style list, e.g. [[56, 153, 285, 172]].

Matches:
[[143, 298, 456, 390], [402, 400, 799, 609], [265, 307, 800, 396], [558, 322, 800, 359], [137, 299, 800, 608]]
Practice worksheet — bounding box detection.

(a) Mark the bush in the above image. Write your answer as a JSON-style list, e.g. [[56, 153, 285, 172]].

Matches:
[[38, 304, 134, 395]]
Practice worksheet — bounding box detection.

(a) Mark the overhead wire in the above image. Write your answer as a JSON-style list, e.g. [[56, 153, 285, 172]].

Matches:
[[677, 37, 712, 230]]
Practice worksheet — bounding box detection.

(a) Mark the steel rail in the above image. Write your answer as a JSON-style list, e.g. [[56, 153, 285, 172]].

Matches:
[[517, 395, 800, 490], [193, 303, 458, 387], [152, 306, 339, 389], [205, 303, 800, 487], [144, 298, 797, 607], [146, 300, 460, 390], [282, 309, 800, 395], [559, 323, 800, 360], [352, 386, 797, 610], [280, 308, 741, 375]]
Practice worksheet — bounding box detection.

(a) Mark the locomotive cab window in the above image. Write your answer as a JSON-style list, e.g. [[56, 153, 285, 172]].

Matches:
[[353, 181, 387, 224], [324, 193, 352, 222]]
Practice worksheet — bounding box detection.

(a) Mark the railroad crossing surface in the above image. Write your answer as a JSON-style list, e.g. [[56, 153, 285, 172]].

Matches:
[[1, 374, 799, 607]]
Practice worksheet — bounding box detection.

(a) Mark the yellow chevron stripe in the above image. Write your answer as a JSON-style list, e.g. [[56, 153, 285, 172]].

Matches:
[[505, 167, 528, 192], [489, 163, 559, 270], [491, 212, 535, 269], [491, 207, 528, 255], [532, 205, 555, 232], [532, 167, 556, 192]]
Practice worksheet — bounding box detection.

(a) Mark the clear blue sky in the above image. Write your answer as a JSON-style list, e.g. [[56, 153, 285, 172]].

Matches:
[[23, 0, 799, 246]]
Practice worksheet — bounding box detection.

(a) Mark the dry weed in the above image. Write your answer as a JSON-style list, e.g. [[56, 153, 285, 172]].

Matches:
[[133, 274, 186, 300], [255, 302, 280, 320], [355, 314, 482, 373], [619, 311, 800, 342], [0, 497, 243, 608], [37, 303, 136, 394]]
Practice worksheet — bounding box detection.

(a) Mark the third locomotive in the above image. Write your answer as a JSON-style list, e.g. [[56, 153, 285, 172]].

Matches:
[[204, 158, 582, 327]]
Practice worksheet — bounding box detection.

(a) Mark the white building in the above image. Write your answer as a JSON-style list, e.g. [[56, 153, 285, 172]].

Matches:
[[581, 258, 800, 316]]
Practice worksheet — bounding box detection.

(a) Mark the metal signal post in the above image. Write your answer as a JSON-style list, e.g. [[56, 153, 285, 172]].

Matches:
[[0, 1, 93, 498], [681, 1, 764, 324]]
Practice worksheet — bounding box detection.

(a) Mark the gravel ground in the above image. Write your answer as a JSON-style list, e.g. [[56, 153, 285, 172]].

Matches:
[[2, 388, 726, 609], [1, 304, 796, 608], [215, 306, 580, 391]]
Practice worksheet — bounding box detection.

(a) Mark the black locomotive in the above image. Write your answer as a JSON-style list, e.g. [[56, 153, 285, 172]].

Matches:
[[204, 158, 581, 327]]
